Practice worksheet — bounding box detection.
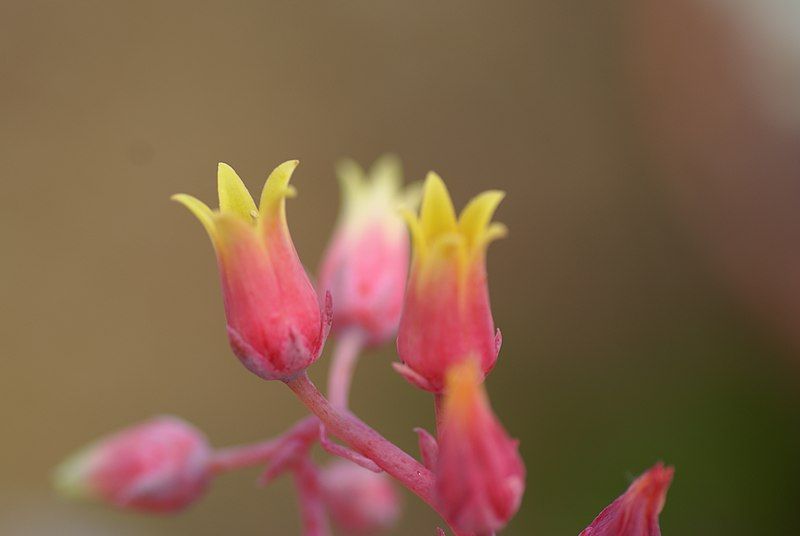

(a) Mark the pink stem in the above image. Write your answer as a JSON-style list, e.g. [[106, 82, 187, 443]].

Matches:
[[327, 329, 366, 408], [208, 416, 318, 475], [434, 392, 445, 438], [291, 457, 331, 536], [286, 372, 436, 504]]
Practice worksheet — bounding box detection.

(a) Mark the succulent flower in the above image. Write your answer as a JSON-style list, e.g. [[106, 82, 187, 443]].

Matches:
[[318, 155, 419, 345], [395, 172, 505, 392], [320, 459, 401, 534], [579, 462, 674, 536], [54, 416, 211, 513], [435, 359, 525, 534], [173, 161, 330, 381]]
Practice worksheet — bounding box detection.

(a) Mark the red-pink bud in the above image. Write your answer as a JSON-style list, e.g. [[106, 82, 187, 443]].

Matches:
[[396, 173, 505, 392], [54, 416, 211, 514], [173, 161, 331, 381], [435, 360, 525, 534], [580, 462, 674, 536], [318, 156, 418, 345], [320, 460, 401, 535]]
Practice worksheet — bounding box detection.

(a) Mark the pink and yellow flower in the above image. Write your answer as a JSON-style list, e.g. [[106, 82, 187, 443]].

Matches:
[[318, 155, 419, 345], [579, 462, 674, 536], [395, 173, 505, 392], [435, 359, 525, 534], [54, 416, 211, 513], [173, 161, 330, 381]]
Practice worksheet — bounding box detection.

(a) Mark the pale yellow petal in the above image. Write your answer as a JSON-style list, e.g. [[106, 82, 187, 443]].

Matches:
[[458, 190, 505, 250], [369, 153, 402, 192], [419, 172, 458, 240], [335, 158, 366, 208], [400, 206, 426, 256], [171, 194, 217, 240], [217, 163, 257, 221], [259, 160, 300, 217]]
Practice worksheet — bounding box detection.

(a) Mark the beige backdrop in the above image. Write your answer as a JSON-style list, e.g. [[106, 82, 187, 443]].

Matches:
[[3, 1, 800, 535]]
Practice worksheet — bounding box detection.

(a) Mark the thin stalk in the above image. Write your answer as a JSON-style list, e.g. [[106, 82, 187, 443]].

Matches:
[[327, 329, 366, 408], [208, 416, 318, 475], [286, 372, 435, 503]]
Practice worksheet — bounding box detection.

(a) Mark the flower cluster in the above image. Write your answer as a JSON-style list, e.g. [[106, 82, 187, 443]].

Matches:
[[56, 156, 673, 535]]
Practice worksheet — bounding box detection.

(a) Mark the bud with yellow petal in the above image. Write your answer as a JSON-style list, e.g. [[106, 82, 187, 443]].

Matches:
[[318, 155, 419, 345], [173, 161, 330, 381], [395, 173, 505, 392]]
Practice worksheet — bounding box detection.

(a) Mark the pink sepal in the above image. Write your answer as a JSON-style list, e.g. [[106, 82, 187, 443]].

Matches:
[[414, 427, 439, 470], [392, 362, 436, 391], [318, 425, 381, 473]]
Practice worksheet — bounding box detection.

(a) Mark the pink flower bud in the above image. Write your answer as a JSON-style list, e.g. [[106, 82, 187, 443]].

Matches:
[[173, 161, 331, 381], [54, 416, 211, 514], [435, 360, 525, 534], [580, 462, 674, 536], [320, 460, 401, 535], [319, 156, 419, 345], [396, 173, 505, 392]]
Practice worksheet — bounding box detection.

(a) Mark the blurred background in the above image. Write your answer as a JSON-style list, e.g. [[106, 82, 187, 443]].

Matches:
[[3, 1, 800, 534]]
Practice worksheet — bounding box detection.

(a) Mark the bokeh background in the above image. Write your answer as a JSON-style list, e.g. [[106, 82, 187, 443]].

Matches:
[[3, 1, 800, 534]]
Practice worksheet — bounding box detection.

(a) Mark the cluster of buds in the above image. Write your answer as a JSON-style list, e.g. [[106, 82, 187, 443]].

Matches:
[[56, 155, 673, 535]]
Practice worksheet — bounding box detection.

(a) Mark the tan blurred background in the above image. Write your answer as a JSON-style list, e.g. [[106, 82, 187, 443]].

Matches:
[[3, 1, 800, 534]]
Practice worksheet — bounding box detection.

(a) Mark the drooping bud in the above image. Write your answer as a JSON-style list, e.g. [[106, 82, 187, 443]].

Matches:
[[54, 416, 211, 514], [173, 161, 331, 381], [435, 359, 525, 534], [579, 462, 674, 536], [395, 173, 505, 392], [320, 459, 401, 535], [318, 155, 419, 345]]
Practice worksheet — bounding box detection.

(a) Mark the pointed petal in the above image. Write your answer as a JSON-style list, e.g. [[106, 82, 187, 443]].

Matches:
[[370, 153, 402, 191], [217, 163, 257, 221], [336, 158, 367, 209], [459, 190, 505, 250], [171, 194, 218, 240], [420, 172, 458, 240], [259, 160, 300, 218], [400, 206, 426, 257]]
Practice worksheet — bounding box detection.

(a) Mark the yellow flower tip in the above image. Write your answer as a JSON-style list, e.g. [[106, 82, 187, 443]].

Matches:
[[370, 153, 403, 190], [459, 189, 506, 251], [259, 160, 300, 216], [171, 193, 218, 240], [420, 171, 458, 240], [217, 163, 257, 221]]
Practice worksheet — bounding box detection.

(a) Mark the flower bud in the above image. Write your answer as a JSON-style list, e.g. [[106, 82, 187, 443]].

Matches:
[[396, 173, 505, 392], [54, 416, 211, 513], [173, 161, 330, 381], [320, 459, 401, 535], [435, 359, 525, 534], [580, 462, 674, 536], [318, 155, 419, 345]]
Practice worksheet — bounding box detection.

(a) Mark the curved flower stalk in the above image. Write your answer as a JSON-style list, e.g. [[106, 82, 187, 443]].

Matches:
[[172, 161, 331, 381], [319, 155, 420, 346], [54, 416, 212, 513], [435, 359, 525, 534], [579, 463, 674, 536], [395, 173, 506, 392]]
